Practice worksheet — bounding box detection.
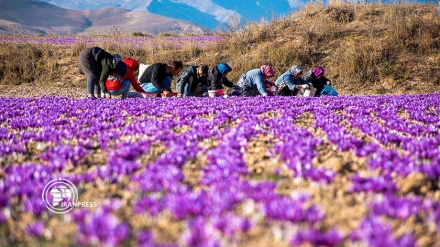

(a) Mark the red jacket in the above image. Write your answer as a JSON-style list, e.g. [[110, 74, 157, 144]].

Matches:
[[105, 58, 145, 92]]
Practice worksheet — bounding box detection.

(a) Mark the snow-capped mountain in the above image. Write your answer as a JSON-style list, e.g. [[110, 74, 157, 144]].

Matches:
[[38, 0, 303, 29]]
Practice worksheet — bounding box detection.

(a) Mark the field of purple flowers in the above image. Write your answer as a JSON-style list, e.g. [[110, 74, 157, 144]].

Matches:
[[1, 93, 440, 246], [0, 36, 222, 49]]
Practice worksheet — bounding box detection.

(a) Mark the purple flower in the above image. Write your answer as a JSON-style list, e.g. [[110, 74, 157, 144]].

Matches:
[[181, 217, 219, 247], [291, 228, 343, 246], [350, 216, 416, 247], [25, 221, 44, 238]]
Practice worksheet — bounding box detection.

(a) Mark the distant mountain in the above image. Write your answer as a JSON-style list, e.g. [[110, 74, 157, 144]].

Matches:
[[38, 0, 299, 29], [1, 0, 432, 35], [0, 0, 207, 35], [37, 0, 433, 30]]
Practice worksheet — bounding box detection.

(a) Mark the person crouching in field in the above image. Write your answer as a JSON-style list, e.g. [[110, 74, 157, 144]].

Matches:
[[207, 62, 234, 91], [176, 65, 209, 97], [78, 47, 124, 99], [275, 65, 312, 96], [138, 61, 183, 97], [301, 66, 332, 97], [105, 58, 147, 99], [236, 65, 275, 96]]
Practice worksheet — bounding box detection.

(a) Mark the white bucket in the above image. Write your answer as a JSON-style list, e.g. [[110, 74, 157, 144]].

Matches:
[[301, 87, 316, 97], [138, 63, 149, 82]]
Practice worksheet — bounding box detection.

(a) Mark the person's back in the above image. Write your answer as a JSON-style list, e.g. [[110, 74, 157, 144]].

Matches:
[[208, 62, 233, 90], [78, 46, 115, 99], [275, 70, 293, 86], [138, 61, 183, 95], [139, 63, 167, 85], [239, 68, 267, 96], [244, 68, 263, 85], [176, 66, 197, 94], [236, 66, 274, 97]]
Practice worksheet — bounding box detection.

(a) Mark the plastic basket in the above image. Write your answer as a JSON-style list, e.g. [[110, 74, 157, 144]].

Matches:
[[319, 85, 338, 96]]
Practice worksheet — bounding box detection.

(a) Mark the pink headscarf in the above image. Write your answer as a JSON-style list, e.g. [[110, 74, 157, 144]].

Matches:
[[260, 65, 275, 78]]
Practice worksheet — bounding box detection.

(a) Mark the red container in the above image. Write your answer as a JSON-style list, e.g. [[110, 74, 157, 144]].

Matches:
[[161, 92, 178, 98], [208, 89, 224, 97]]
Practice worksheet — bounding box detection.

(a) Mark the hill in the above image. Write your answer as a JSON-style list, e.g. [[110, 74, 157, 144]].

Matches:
[[0, 2, 439, 97], [0, 0, 207, 35]]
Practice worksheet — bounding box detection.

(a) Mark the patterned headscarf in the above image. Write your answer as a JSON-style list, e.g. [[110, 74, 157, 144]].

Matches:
[[289, 65, 302, 76], [260, 65, 275, 77]]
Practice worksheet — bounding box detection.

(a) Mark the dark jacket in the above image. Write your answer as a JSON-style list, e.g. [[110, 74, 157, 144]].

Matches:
[[78, 47, 116, 93], [207, 65, 233, 90], [176, 66, 207, 95], [301, 70, 330, 96], [138, 63, 171, 93]]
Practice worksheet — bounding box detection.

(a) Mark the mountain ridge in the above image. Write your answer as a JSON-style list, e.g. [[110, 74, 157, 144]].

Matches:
[[0, 0, 207, 35], [39, 0, 297, 29], [0, 0, 433, 35]]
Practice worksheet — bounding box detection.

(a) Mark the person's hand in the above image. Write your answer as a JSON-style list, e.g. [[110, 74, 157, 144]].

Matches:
[[195, 86, 202, 93], [326, 80, 331, 85], [177, 94, 183, 98], [300, 84, 310, 89], [163, 90, 172, 97], [105, 93, 112, 99]]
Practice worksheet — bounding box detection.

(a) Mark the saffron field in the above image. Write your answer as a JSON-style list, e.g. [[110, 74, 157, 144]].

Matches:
[[0, 36, 222, 49], [1, 94, 440, 246]]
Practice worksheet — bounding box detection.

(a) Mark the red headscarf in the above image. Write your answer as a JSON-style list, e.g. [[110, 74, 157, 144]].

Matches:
[[124, 58, 140, 72], [260, 65, 274, 78]]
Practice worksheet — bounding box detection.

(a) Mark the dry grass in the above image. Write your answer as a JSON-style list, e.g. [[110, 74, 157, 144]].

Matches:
[[1, 2, 440, 96]]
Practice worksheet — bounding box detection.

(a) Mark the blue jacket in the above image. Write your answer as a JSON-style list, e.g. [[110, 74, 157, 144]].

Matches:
[[275, 69, 308, 91], [238, 68, 268, 96]]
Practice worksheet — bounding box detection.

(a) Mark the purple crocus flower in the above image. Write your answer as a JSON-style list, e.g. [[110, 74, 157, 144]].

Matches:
[[25, 221, 44, 238]]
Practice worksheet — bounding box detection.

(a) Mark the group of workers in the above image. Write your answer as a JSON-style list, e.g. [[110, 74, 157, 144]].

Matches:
[[78, 47, 332, 99]]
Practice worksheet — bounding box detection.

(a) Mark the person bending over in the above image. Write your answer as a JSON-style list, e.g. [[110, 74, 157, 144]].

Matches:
[[138, 61, 183, 97], [176, 65, 209, 97]]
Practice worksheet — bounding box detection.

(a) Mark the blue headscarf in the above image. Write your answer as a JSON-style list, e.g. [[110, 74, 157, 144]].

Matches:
[[217, 62, 232, 75]]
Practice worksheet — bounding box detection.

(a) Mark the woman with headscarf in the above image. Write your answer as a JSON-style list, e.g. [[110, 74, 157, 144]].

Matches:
[[275, 65, 311, 96], [236, 65, 276, 96], [301, 66, 332, 97], [207, 62, 234, 90]]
